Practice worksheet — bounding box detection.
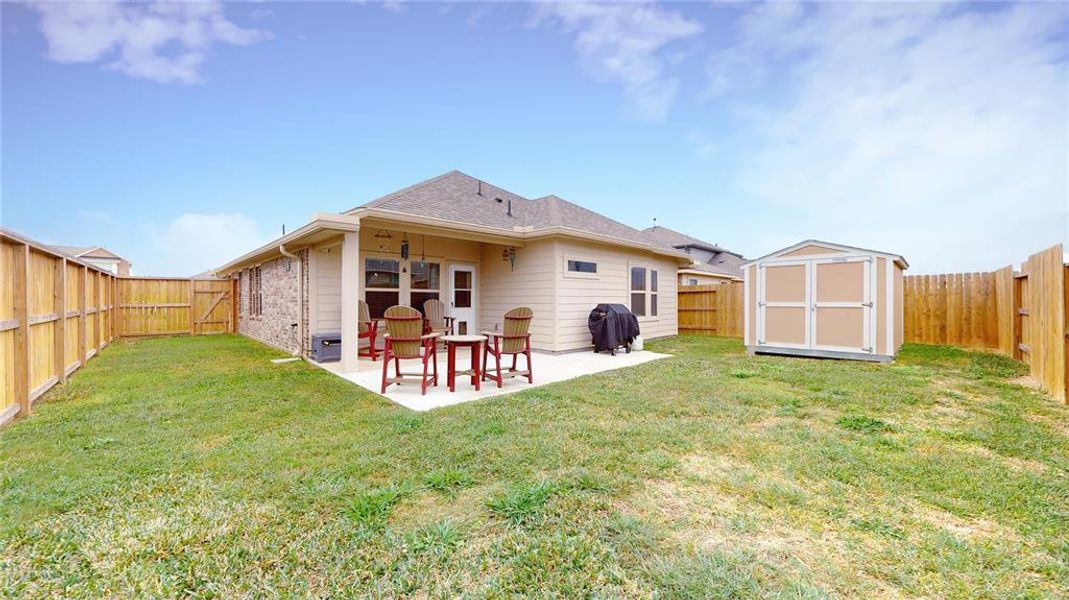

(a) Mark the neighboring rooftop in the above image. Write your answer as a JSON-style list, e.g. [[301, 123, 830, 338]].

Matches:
[[348, 170, 678, 252], [642, 225, 745, 279], [50, 245, 125, 260]]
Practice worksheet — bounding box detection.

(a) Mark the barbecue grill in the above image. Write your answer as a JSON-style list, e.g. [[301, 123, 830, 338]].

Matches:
[[588, 303, 640, 355]]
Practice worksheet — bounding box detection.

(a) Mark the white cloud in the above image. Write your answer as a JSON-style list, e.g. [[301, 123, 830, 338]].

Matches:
[[533, 2, 702, 121], [708, 2, 1069, 273], [143, 213, 269, 276], [23, 0, 271, 84]]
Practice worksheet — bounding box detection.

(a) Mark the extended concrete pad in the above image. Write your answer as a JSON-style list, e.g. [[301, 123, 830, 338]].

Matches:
[[313, 348, 670, 411]]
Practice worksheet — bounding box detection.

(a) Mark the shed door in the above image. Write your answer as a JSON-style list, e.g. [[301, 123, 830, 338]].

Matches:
[[811, 257, 872, 353], [758, 261, 810, 349]]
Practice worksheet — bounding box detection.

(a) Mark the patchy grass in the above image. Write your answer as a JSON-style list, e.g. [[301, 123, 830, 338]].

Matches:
[[0, 334, 1066, 598]]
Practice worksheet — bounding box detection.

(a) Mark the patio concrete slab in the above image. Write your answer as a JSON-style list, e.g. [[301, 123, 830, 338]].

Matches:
[[313, 348, 670, 411]]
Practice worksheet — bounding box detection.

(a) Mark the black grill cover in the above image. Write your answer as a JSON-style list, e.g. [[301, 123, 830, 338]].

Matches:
[[588, 304, 640, 353]]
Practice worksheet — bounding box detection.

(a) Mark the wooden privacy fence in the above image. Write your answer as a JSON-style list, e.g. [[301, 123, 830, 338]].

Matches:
[[1, 229, 236, 427], [903, 244, 1067, 402], [678, 282, 743, 337]]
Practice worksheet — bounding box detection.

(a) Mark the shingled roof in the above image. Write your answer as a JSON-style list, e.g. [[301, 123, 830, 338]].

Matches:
[[347, 170, 677, 252], [642, 225, 746, 278]]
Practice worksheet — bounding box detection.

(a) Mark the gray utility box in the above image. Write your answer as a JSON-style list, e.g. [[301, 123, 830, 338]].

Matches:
[[310, 332, 342, 362]]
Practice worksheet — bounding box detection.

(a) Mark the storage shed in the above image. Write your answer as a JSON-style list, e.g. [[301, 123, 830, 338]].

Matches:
[[742, 240, 908, 363]]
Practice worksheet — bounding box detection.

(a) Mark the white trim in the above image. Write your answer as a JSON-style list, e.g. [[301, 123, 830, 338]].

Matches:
[[742, 266, 751, 345]]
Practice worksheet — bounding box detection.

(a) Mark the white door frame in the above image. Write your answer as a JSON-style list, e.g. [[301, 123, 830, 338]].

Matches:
[[757, 259, 812, 349], [447, 262, 477, 335], [809, 255, 874, 353]]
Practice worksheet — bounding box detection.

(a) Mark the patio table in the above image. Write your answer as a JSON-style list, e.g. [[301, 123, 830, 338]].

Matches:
[[442, 334, 486, 392]]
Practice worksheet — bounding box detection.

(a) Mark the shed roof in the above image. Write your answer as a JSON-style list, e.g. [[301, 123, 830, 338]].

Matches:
[[744, 239, 909, 268]]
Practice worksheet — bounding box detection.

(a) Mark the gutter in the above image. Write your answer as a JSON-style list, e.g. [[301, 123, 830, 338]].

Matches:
[[278, 244, 305, 357]]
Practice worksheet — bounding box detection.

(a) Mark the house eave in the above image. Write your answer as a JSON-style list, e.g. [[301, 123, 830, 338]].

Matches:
[[214, 213, 360, 276]]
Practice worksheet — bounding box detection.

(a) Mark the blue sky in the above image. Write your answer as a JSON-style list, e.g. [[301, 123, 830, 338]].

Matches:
[[2, 1, 1066, 276]]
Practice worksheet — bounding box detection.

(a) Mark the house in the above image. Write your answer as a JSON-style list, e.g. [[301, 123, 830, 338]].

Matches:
[[215, 171, 691, 373], [642, 225, 745, 286], [50, 245, 132, 276]]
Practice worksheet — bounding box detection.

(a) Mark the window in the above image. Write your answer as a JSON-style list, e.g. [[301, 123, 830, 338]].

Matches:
[[365, 258, 399, 318], [629, 266, 658, 318], [567, 260, 597, 273], [630, 266, 646, 317], [410, 260, 441, 315], [688, 278, 699, 286], [248, 266, 262, 317], [453, 270, 472, 308]]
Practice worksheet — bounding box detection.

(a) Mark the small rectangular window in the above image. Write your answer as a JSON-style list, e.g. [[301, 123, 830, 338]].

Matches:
[[651, 270, 658, 292], [567, 260, 597, 273]]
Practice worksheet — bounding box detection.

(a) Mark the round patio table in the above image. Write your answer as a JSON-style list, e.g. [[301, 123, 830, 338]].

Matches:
[[441, 334, 486, 392]]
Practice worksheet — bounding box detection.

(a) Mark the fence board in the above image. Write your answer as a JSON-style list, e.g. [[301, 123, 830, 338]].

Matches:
[[678, 282, 743, 337], [1, 229, 236, 427]]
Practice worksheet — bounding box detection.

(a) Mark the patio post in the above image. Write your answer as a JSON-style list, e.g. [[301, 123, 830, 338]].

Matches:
[[341, 229, 361, 373]]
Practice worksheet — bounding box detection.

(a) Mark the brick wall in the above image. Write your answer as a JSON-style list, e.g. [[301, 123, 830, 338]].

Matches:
[[237, 252, 305, 354]]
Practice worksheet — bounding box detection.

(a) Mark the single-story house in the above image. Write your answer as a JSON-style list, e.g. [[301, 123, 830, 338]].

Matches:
[[641, 225, 745, 286], [215, 171, 691, 373], [50, 245, 132, 276]]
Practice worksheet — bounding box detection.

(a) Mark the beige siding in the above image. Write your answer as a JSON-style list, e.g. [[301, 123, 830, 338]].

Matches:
[[556, 240, 679, 352], [312, 247, 342, 333], [480, 239, 557, 351], [679, 272, 734, 286]]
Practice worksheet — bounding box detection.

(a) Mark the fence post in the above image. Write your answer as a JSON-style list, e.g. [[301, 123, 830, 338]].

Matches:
[[188, 279, 195, 335], [78, 265, 87, 367], [14, 243, 31, 418], [55, 257, 67, 384]]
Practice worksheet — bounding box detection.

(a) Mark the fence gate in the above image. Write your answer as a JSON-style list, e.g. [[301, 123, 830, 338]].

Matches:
[[192, 280, 234, 335]]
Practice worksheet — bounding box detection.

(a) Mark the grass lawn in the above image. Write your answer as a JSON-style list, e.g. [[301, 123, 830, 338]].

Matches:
[[1, 335, 1067, 598]]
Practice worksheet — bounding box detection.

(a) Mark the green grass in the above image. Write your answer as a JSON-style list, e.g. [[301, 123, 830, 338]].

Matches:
[[1, 334, 1066, 598]]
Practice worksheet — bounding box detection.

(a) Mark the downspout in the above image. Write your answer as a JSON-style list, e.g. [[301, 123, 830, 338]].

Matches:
[[279, 244, 304, 357]]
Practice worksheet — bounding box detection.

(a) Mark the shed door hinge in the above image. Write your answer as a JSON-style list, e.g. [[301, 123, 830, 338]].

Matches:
[[862, 302, 873, 307]]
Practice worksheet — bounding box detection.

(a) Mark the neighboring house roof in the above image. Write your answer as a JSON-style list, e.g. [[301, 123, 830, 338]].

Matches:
[[642, 226, 741, 257], [642, 225, 746, 278], [347, 170, 681, 254], [50, 245, 125, 261]]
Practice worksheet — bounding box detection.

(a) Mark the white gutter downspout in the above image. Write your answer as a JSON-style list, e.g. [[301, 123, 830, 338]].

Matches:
[[279, 244, 304, 357]]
